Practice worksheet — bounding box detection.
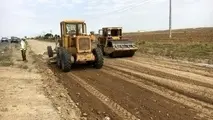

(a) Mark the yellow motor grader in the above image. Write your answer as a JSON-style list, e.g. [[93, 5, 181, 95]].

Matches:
[[98, 27, 138, 58], [47, 20, 103, 72]]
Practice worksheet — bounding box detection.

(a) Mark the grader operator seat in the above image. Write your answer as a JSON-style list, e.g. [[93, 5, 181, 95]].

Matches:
[[68, 30, 76, 36]]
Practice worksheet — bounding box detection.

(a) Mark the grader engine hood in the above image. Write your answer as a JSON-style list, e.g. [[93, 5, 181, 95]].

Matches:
[[77, 36, 91, 53], [76, 36, 96, 62]]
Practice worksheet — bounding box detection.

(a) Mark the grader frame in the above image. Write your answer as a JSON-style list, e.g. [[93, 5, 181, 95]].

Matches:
[[47, 20, 103, 72]]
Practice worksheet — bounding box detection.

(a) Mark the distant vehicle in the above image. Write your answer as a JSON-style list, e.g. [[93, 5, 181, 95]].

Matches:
[[1, 37, 9, 42], [11, 36, 20, 43]]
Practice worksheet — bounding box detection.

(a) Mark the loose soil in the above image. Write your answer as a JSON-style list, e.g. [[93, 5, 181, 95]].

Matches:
[[27, 40, 213, 120]]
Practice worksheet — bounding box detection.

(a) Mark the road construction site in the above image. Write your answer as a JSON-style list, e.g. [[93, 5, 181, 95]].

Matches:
[[26, 40, 213, 120]]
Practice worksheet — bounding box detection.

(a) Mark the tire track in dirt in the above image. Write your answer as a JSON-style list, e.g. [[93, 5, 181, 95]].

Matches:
[[29, 40, 213, 119], [50, 66, 122, 120], [34, 55, 121, 119], [128, 57, 213, 78], [131, 56, 213, 74], [111, 59, 213, 89], [67, 72, 140, 120], [39, 55, 211, 119], [47, 61, 198, 120], [122, 59, 213, 85], [106, 60, 213, 89], [101, 67, 213, 120], [106, 60, 199, 85], [72, 68, 198, 120], [104, 64, 213, 105]]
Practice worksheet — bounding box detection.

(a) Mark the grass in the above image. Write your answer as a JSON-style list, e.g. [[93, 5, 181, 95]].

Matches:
[[123, 27, 213, 64], [136, 41, 213, 64]]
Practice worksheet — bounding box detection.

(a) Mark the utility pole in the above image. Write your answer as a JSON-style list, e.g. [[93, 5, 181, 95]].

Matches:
[[169, 0, 172, 38]]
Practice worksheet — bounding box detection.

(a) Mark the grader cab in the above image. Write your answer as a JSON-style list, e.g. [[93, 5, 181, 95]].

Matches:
[[98, 27, 138, 58], [47, 20, 103, 72]]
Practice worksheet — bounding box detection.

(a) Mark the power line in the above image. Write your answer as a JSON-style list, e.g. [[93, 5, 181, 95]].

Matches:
[[109, 0, 156, 14], [87, 0, 173, 35], [100, 1, 147, 14], [87, 0, 154, 19], [101, 0, 152, 15]]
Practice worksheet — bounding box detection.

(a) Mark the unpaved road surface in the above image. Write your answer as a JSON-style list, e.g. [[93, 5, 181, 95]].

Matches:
[[0, 43, 80, 120], [28, 40, 213, 120], [0, 43, 61, 120]]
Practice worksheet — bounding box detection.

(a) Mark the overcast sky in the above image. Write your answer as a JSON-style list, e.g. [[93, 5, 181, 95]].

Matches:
[[0, 0, 212, 37]]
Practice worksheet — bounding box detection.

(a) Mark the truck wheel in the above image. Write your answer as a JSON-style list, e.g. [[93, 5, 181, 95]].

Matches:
[[47, 46, 53, 58], [61, 49, 71, 72], [93, 47, 104, 69]]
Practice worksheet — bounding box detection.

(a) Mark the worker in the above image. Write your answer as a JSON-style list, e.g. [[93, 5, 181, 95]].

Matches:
[[20, 38, 27, 61], [90, 31, 96, 41]]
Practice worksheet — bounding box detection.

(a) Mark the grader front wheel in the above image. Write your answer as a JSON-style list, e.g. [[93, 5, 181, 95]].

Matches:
[[61, 49, 72, 72], [93, 47, 104, 69]]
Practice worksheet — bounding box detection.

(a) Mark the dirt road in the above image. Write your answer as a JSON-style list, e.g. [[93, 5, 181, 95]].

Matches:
[[28, 40, 213, 120], [0, 43, 61, 120], [0, 42, 80, 120]]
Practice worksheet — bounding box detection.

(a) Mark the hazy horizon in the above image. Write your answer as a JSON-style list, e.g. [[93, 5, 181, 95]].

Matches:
[[0, 0, 212, 37]]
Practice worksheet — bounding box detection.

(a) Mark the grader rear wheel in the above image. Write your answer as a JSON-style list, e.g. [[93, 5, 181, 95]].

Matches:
[[56, 49, 62, 68]]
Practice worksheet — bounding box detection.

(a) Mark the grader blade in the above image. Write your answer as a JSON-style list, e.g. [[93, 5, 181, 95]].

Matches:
[[106, 40, 138, 58]]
